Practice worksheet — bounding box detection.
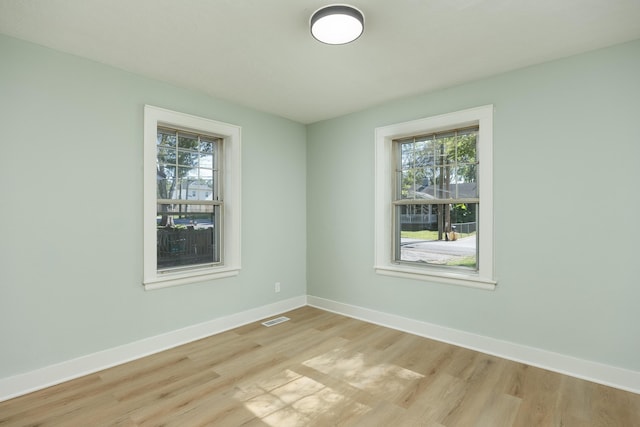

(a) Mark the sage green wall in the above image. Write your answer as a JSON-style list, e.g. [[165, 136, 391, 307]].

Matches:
[[307, 40, 640, 371], [0, 35, 307, 378], [2, 31, 639, 383]]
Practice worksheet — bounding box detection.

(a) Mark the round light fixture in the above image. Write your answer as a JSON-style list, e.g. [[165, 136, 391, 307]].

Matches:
[[310, 4, 364, 45]]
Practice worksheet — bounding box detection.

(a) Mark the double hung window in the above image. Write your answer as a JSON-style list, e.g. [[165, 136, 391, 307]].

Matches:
[[374, 105, 495, 289], [143, 106, 241, 290]]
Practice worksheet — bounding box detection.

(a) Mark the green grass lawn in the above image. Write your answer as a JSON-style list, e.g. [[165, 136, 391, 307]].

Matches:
[[446, 256, 477, 268], [400, 229, 477, 269]]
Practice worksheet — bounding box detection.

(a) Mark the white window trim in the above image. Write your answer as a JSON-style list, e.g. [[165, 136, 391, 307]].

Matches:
[[143, 105, 241, 290], [374, 105, 496, 290]]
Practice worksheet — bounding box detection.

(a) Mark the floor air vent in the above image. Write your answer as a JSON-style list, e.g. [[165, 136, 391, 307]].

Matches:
[[262, 316, 290, 327]]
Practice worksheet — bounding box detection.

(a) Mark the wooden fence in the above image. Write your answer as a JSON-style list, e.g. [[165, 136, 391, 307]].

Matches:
[[157, 228, 217, 268]]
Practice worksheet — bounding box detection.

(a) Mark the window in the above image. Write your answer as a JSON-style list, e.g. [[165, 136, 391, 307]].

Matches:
[[144, 106, 241, 290], [155, 127, 221, 269], [374, 105, 495, 289]]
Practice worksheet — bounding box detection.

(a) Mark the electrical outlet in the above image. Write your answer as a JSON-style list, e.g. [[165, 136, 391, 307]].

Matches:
[[275, 282, 281, 293]]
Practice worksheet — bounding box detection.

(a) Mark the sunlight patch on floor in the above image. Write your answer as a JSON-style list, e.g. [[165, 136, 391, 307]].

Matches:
[[303, 348, 424, 395], [234, 368, 369, 426], [234, 347, 425, 425]]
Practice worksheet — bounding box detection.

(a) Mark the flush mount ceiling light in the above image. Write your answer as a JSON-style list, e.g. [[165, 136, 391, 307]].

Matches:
[[310, 4, 364, 45]]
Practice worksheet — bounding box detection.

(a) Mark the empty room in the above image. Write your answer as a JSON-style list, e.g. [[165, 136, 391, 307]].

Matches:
[[1, 1, 639, 425]]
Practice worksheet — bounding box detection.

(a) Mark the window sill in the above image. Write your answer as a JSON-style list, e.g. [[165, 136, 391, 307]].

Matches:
[[374, 265, 496, 290], [144, 267, 240, 291]]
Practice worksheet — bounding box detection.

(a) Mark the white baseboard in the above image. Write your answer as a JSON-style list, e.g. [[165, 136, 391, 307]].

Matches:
[[0, 296, 307, 402], [307, 295, 640, 395], [3, 294, 637, 402]]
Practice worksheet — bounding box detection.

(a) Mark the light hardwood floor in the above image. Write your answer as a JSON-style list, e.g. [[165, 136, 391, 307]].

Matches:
[[1, 306, 639, 426]]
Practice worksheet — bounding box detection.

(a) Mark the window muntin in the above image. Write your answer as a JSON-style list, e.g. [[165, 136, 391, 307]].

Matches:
[[393, 128, 479, 270]]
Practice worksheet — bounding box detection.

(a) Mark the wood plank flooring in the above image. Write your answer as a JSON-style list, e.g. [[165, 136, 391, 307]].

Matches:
[[1, 306, 639, 426]]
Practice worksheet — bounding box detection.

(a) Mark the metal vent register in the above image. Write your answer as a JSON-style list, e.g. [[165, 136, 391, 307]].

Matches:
[[261, 316, 290, 327]]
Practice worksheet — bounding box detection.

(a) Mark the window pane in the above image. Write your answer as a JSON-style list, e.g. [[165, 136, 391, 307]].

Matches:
[[173, 178, 204, 200], [178, 166, 196, 179], [185, 179, 212, 200], [199, 153, 213, 170], [157, 131, 176, 147], [157, 147, 176, 164], [178, 132, 198, 149], [156, 204, 220, 269], [197, 167, 212, 179], [177, 151, 199, 167], [199, 138, 215, 153], [396, 203, 477, 270], [401, 170, 422, 199], [157, 165, 176, 199]]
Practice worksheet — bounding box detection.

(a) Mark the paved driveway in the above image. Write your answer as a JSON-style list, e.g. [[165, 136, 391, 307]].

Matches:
[[400, 236, 476, 264]]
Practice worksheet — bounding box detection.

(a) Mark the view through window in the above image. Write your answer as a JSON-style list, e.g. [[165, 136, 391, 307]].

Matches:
[[156, 127, 222, 270], [393, 126, 479, 270]]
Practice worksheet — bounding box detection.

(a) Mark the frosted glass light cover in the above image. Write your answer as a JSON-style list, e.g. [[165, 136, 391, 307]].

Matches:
[[310, 5, 364, 45]]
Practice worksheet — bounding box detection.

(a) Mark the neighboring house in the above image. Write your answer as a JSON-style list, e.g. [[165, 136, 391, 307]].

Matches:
[[402, 182, 477, 230]]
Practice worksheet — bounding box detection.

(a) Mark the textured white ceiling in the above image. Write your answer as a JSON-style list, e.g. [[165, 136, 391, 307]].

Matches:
[[1, 0, 639, 123]]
